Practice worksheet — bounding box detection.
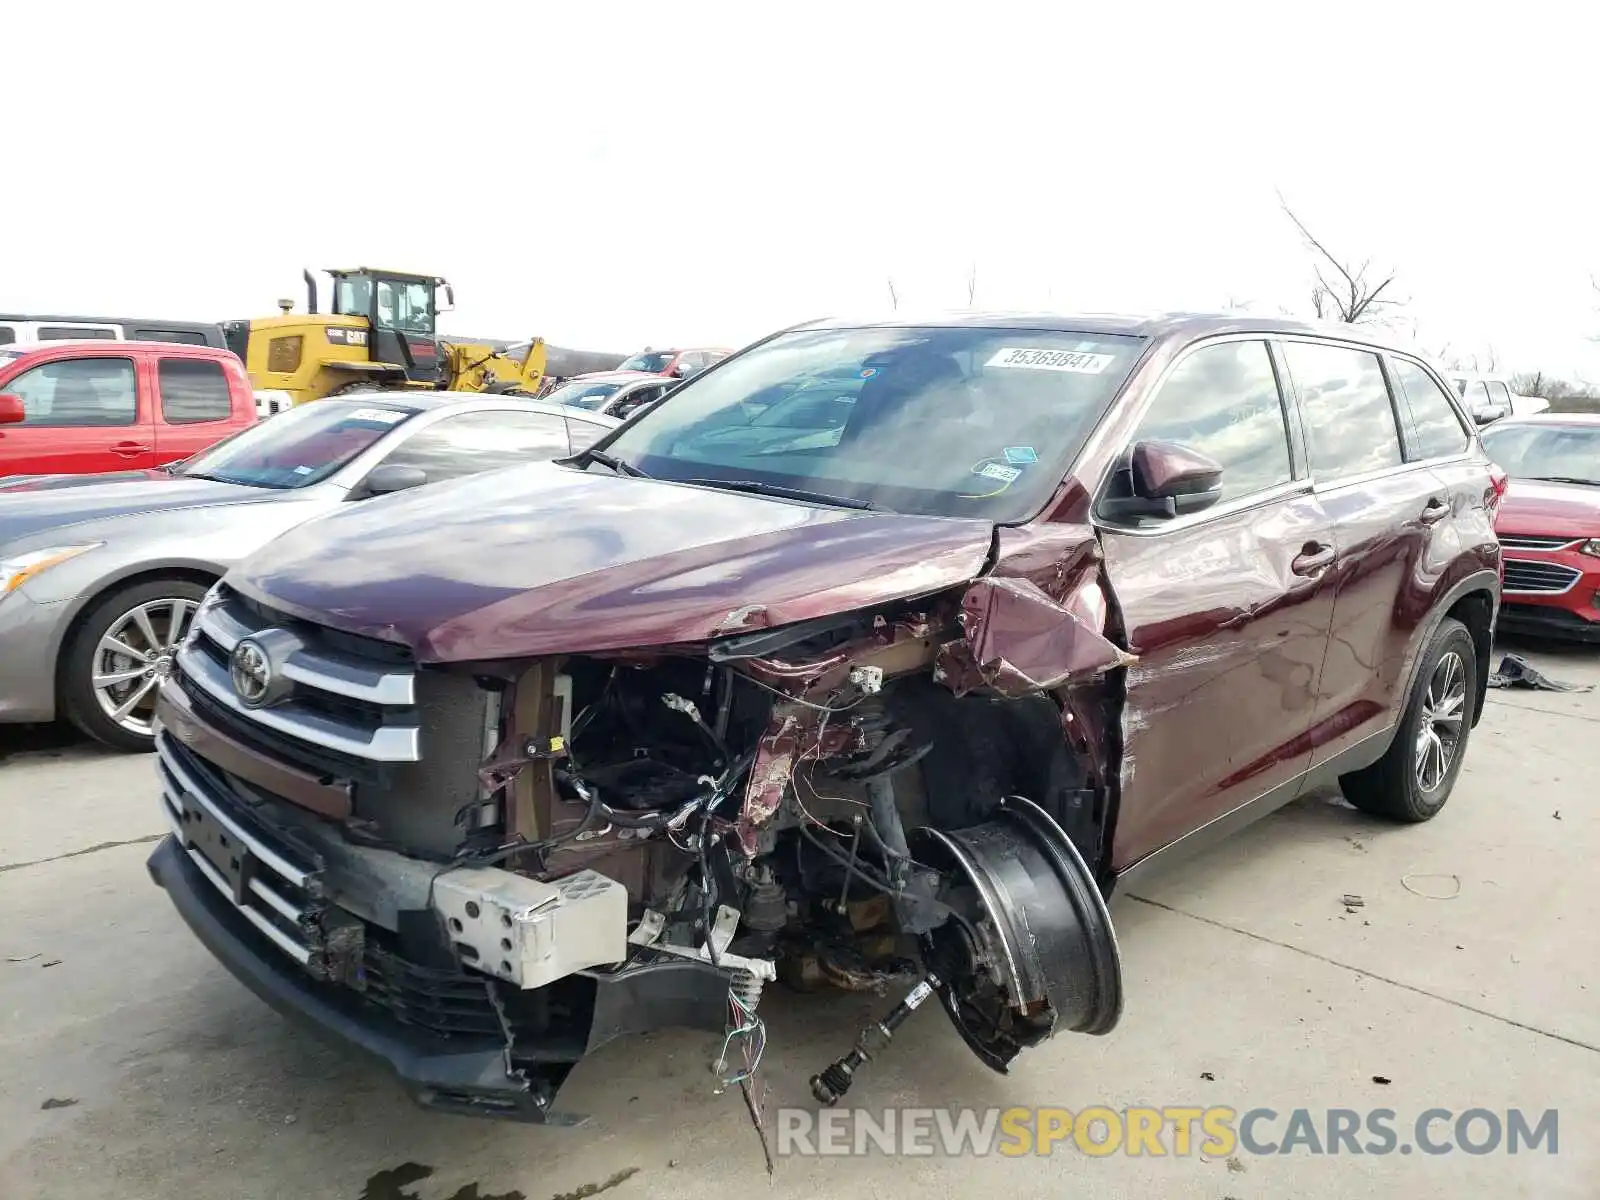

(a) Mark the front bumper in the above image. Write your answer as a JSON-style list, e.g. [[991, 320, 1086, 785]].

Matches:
[[147, 719, 739, 1122], [1497, 602, 1600, 643], [0, 588, 67, 722]]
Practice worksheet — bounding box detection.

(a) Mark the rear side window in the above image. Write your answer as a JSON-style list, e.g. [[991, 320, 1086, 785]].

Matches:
[[3, 357, 137, 426], [1389, 359, 1469, 460], [1283, 342, 1402, 478], [1131, 339, 1293, 502], [1486, 380, 1512, 410], [37, 326, 117, 340], [136, 328, 210, 346], [0, 328, 14, 345], [159, 358, 234, 423], [372, 410, 571, 484]]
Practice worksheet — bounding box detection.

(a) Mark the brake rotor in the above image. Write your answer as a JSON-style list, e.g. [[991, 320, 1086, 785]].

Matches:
[[909, 794, 1122, 1071]]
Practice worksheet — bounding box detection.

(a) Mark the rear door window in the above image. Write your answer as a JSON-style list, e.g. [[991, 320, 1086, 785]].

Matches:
[[1389, 359, 1469, 460], [372, 409, 571, 483], [1129, 339, 1294, 503], [1486, 380, 1512, 413], [0, 328, 14, 345], [37, 326, 118, 340], [3, 357, 138, 426], [1283, 341, 1403, 479], [158, 358, 234, 423]]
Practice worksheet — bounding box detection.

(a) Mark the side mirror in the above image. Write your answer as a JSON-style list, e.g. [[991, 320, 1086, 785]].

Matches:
[[1101, 439, 1224, 521], [0, 393, 24, 425], [360, 463, 428, 496]]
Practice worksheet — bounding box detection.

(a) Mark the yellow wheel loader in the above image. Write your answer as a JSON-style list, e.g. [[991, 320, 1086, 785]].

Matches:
[[226, 268, 548, 407]]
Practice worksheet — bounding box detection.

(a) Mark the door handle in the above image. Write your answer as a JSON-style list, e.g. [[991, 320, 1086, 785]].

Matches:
[[1420, 496, 1451, 525], [1292, 542, 1336, 576], [109, 441, 150, 458]]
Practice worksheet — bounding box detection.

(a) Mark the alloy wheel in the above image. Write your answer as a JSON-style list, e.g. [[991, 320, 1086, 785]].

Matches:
[[1414, 649, 1467, 793], [91, 598, 195, 737]]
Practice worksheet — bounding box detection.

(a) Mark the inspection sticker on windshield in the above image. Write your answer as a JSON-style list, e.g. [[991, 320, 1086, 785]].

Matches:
[[350, 407, 406, 425], [987, 347, 1114, 373], [974, 461, 1022, 484], [1003, 445, 1039, 465]]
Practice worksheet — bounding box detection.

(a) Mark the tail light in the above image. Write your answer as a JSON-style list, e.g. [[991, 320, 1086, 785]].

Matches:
[[1486, 462, 1509, 514]]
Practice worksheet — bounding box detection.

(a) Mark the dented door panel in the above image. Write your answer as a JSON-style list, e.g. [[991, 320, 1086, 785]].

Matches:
[[1099, 491, 1338, 870]]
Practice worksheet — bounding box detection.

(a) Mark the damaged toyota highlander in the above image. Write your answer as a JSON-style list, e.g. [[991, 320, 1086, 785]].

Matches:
[[146, 313, 1502, 1124]]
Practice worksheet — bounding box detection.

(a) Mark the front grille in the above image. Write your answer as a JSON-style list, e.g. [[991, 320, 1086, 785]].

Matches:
[[174, 582, 495, 857], [1499, 534, 1580, 552], [1502, 558, 1582, 595], [157, 730, 500, 1038], [176, 584, 422, 768]]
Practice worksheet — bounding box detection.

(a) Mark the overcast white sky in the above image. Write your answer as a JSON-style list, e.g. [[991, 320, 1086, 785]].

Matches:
[[7, 3, 1599, 377]]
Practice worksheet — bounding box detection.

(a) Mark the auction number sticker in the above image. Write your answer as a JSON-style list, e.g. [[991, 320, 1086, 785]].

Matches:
[[350, 407, 406, 424], [986, 347, 1114, 373], [974, 461, 1022, 484]]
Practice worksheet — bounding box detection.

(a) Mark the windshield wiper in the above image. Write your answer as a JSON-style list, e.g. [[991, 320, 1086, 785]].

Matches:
[[571, 448, 650, 478], [1527, 475, 1600, 487], [681, 477, 878, 510]]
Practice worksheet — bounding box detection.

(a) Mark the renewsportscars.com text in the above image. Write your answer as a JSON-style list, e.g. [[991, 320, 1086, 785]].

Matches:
[[775, 1106, 1559, 1158]]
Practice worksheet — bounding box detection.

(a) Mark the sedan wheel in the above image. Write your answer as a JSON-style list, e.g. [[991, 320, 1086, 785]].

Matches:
[[92, 597, 196, 738], [61, 577, 212, 752]]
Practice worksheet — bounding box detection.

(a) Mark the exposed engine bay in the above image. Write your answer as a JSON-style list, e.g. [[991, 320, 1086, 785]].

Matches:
[[416, 579, 1133, 1131]]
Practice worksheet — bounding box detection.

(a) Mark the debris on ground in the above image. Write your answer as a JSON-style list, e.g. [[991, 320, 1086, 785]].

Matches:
[[1553, 810, 1562, 820], [1342, 893, 1364, 911], [40, 1097, 78, 1110], [1200, 1071, 1216, 1081], [1488, 654, 1593, 692], [6, 953, 41, 963], [1226, 1156, 1247, 1173], [1372, 1075, 1392, 1085], [1401, 873, 1461, 900], [40, 959, 62, 968]]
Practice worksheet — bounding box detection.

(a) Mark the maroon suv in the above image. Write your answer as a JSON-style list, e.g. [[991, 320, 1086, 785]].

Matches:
[[147, 313, 1500, 1121]]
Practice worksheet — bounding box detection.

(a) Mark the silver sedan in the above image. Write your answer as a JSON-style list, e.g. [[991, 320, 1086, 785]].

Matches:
[[0, 391, 617, 751]]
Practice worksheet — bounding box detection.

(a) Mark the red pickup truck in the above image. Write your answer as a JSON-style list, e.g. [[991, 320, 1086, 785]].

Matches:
[[0, 341, 257, 477]]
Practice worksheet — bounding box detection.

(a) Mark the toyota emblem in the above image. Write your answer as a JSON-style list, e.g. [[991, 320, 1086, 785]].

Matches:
[[230, 638, 273, 707]]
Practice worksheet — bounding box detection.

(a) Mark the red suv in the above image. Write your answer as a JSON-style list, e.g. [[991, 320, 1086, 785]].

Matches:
[[149, 314, 1500, 1123], [616, 346, 730, 379], [0, 341, 256, 477]]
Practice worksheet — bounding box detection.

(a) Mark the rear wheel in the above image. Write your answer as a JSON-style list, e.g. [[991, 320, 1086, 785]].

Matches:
[[60, 578, 210, 753], [1339, 617, 1476, 822]]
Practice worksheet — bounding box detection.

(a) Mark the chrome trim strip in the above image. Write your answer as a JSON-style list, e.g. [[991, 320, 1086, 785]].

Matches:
[[197, 600, 250, 653], [198, 600, 415, 707], [248, 877, 306, 925], [175, 644, 421, 763], [1499, 534, 1581, 551], [1501, 557, 1581, 596], [281, 651, 415, 707], [183, 845, 313, 965], [155, 734, 312, 887]]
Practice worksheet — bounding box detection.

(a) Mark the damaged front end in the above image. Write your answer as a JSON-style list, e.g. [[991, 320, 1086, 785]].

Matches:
[[149, 534, 1133, 1124]]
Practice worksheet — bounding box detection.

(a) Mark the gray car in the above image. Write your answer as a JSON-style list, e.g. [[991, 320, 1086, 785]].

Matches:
[[0, 391, 617, 751]]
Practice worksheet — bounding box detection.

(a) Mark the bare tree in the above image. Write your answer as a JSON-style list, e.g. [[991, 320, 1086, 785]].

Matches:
[[965, 263, 978, 307], [886, 278, 898, 312], [1278, 192, 1402, 324], [1510, 371, 1576, 402]]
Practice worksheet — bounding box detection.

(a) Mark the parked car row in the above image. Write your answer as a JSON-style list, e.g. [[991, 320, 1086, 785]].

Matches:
[[106, 312, 1504, 1127], [0, 393, 618, 748]]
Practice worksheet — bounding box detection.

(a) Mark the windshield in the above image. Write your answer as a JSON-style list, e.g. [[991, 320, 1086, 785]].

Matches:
[[619, 351, 673, 373], [1481, 423, 1600, 487], [548, 380, 625, 410], [602, 326, 1145, 520], [177, 400, 415, 489]]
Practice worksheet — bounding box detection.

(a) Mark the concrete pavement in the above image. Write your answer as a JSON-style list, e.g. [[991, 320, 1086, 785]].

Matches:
[[2, 639, 1596, 1199]]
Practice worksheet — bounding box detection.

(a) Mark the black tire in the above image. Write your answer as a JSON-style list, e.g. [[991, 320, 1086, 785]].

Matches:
[[60, 577, 211, 753], [1339, 616, 1477, 822]]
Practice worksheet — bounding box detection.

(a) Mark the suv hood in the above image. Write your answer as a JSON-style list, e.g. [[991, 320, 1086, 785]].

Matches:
[[229, 463, 996, 662], [0, 471, 270, 548], [1496, 479, 1600, 539]]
